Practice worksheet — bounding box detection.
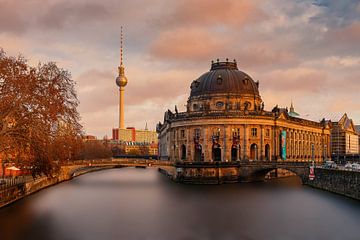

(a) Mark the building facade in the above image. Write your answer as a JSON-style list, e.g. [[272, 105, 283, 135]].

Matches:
[[330, 114, 359, 156], [157, 60, 331, 163], [112, 127, 158, 144]]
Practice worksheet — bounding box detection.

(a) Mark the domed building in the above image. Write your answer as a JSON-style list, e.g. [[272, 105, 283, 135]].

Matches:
[[157, 60, 331, 183]]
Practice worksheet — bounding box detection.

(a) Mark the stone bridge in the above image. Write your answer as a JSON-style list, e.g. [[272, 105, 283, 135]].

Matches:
[[66, 159, 172, 178], [172, 161, 312, 184], [62, 159, 311, 184], [237, 161, 311, 183]]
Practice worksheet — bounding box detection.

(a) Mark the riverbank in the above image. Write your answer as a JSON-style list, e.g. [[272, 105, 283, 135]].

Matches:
[[304, 168, 360, 200], [0, 164, 120, 209], [159, 166, 360, 200]]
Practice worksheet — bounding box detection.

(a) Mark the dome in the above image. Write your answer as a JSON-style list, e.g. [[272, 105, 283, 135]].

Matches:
[[189, 60, 260, 99]]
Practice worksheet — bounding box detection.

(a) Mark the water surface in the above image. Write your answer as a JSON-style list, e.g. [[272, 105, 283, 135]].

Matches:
[[0, 168, 359, 240]]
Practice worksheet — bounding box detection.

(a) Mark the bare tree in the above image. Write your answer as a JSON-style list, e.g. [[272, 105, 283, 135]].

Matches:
[[0, 49, 83, 177]]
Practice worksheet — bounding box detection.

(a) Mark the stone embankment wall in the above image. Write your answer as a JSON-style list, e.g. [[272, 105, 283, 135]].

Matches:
[[0, 162, 116, 208], [305, 168, 360, 200]]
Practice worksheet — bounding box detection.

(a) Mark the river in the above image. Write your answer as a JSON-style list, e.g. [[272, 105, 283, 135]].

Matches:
[[0, 168, 359, 240]]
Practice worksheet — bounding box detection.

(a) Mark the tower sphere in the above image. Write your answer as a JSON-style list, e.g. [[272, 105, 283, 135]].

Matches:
[[116, 75, 128, 87]]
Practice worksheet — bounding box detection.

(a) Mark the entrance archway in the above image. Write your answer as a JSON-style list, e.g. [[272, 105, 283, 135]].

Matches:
[[265, 144, 270, 161], [250, 143, 258, 160], [194, 144, 202, 162], [212, 144, 221, 161], [231, 144, 238, 161], [181, 145, 186, 160]]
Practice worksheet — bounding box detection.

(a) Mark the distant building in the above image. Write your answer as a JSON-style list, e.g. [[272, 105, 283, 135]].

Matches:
[[112, 127, 158, 143], [82, 135, 97, 141], [110, 140, 158, 157], [330, 114, 359, 155], [355, 125, 360, 154]]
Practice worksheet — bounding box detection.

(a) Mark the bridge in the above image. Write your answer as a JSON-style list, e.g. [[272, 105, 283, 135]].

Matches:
[[67, 159, 313, 184], [172, 160, 313, 184], [66, 159, 172, 178]]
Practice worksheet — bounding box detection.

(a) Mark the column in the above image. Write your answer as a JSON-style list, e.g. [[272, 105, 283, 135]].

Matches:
[[223, 125, 227, 162], [203, 127, 207, 161], [243, 124, 248, 160], [186, 128, 190, 161], [260, 125, 264, 160]]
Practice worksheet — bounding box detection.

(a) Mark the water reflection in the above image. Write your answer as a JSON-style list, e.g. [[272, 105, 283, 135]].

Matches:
[[0, 168, 359, 240]]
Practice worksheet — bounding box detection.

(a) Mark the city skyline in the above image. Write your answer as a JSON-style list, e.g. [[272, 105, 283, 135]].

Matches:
[[1, 0, 359, 137]]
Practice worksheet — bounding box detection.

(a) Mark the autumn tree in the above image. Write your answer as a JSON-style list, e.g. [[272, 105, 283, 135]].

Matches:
[[0, 48, 82, 176], [77, 140, 112, 160]]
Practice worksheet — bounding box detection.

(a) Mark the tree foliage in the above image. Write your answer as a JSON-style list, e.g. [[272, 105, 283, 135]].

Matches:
[[77, 140, 112, 160], [0, 48, 83, 176]]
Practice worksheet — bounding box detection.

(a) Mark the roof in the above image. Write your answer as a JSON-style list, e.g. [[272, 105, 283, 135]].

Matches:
[[300, 112, 344, 122], [189, 60, 260, 99], [355, 125, 360, 134]]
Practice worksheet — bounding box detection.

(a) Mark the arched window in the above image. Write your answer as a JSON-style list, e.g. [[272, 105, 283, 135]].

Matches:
[[250, 143, 258, 160], [231, 144, 238, 161], [194, 144, 202, 162], [181, 145, 186, 160], [212, 144, 221, 161], [265, 144, 270, 161]]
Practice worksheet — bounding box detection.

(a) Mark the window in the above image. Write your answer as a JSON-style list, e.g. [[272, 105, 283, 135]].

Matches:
[[266, 129, 270, 137], [217, 75, 223, 84], [216, 101, 224, 108], [181, 129, 185, 138], [251, 128, 257, 137], [194, 128, 201, 138], [193, 104, 199, 111]]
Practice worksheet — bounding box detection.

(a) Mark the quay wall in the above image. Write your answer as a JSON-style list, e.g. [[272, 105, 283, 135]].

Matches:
[[159, 165, 360, 200], [0, 162, 119, 208], [304, 168, 360, 200]]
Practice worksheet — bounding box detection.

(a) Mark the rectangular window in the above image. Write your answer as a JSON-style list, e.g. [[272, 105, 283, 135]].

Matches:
[[251, 128, 257, 137], [266, 129, 270, 137], [194, 128, 201, 138], [181, 129, 185, 138]]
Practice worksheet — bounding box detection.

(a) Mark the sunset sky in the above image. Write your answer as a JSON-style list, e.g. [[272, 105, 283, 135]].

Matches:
[[1, 0, 360, 138]]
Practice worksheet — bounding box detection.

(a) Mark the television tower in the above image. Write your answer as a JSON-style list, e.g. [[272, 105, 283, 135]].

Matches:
[[115, 26, 128, 129]]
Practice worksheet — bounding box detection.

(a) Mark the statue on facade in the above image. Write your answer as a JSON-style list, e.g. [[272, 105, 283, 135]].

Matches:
[[175, 105, 178, 117]]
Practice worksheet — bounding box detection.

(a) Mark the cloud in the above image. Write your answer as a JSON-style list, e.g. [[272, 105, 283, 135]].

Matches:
[[149, 28, 227, 61], [1, 0, 360, 136], [310, 0, 360, 27], [156, 0, 267, 29], [258, 67, 327, 93]]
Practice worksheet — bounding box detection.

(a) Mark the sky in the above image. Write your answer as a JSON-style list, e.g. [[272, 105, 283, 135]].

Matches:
[[1, 0, 360, 138]]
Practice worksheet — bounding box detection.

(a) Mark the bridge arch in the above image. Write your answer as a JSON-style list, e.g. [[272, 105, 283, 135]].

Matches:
[[240, 164, 308, 184]]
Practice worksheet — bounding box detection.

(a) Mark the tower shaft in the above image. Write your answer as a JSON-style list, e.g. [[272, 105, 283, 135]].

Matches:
[[119, 87, 125, 129]]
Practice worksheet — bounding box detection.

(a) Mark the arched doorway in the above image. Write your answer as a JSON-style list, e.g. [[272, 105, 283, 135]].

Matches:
[[194, 144, 202, 162], [250, 143, 258, 160], [212, 144, 221, 161], [231, 144, 238, 161], [265, 144, 270, 161], [181, 145, 186, 160]]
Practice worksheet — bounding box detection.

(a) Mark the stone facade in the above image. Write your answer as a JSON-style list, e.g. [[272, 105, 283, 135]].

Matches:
[[157, 60, 331, 164], [330, 114, 359, 155]]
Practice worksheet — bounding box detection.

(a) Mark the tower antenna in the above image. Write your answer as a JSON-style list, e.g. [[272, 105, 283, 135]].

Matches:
[[120, 26, 123, 66]]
